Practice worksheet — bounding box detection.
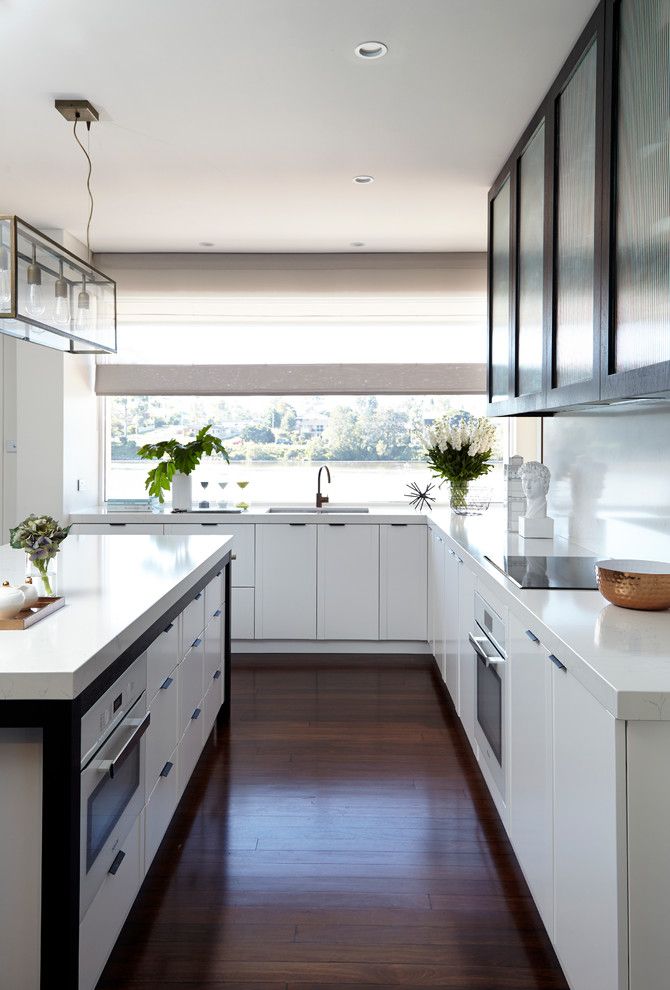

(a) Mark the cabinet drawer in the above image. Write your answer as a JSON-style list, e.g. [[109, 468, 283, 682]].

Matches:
[[205, 611, 223, 682], [71, 523, 165, 535], [178, 638, 205, 736], [144, 750, 178, 871], [380, 525, 427, 640], [146, 620, 179, 702], [146, 668, 179, 797], [178, 707, 204, 798], [205, 569, 225, 620], [164, 523, 254, 586], [203, 676, 219, 739], [181, 591, 206, 658], [79, 813, 143, 990], [232, 587, 254, 639]]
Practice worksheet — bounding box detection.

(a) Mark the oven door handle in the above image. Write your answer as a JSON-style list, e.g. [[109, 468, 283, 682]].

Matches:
[[99, 711, 151, 779], [469, 633, 505, 667]]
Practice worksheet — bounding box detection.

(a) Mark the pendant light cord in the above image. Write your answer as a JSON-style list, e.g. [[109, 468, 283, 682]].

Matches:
[[73, 115, 94, 257]]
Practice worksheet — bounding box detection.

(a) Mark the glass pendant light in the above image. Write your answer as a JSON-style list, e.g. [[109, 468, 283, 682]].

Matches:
[[0, 234, 10, 312], [53, 260, 71, 325], [26, 244, 45, 318], [75, 276, 92, 334]]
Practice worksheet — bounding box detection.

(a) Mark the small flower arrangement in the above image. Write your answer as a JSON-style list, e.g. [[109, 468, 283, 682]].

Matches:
[[9, 514, 71, 596], [424, 411, 497, 511]]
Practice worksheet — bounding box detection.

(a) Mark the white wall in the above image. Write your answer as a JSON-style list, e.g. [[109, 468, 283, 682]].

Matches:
[[544, 404, 670, 560], [0, 341, 99, 533]]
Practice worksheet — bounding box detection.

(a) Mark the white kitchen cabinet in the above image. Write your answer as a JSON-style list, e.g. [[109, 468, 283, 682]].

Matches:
[[146, 619, 179, 702], [552, 660, 626, 990], [79, 812, 143, 990], [508, 614, 553, 933], [204, 608, 223, 681], [379, 525, 427, 640], [178, 706, 204, 798], [457, 560, 477, 746], [178, 636, 205, 736], [205, 569, 225, 620], [317, 524, 379, 640], [145, 666, 179, 798], [443, 546, 460, 708], [144, 749, 177, 870], [255, 523, 317, 639], [428, 527, 446, 678], [164, 522, 254, 586], [181, 590, 206, 658], [232, 587, 255, 639], [70, 523, 165, 535]]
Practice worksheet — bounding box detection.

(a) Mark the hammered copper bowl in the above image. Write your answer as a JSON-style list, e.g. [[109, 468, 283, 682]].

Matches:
[[595, 559, 670, 611]]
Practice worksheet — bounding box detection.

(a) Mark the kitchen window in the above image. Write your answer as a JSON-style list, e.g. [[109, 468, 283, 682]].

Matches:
[[104, 393, 506, 506]]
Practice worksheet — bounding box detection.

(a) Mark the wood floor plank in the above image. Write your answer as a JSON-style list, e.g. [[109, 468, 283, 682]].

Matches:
[[97, 655, 567, 990]]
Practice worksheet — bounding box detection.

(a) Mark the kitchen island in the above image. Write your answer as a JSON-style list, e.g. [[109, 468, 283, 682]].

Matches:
[[0, 533, 233, 990]]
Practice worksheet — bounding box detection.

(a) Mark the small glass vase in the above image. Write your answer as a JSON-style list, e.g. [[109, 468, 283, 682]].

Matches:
[[449, 480, 470, 513], [26, 555, 58, 597]]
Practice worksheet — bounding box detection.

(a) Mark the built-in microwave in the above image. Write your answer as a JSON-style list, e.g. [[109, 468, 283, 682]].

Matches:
[[471, 591, 506, 803], [79, 653, 149, 918]]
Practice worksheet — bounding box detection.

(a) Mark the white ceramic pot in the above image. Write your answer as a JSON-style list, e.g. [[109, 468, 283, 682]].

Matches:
[[171, 471, 193, 511], [18, 577, 40, 606], [0, 581, 26, 619]]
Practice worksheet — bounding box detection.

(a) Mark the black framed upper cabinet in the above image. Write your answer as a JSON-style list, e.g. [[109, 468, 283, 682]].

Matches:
[[487, 167, 515, 414], [545, 6, 605, 410], [600, 0, 670, 399], [487, 104, 551, 417]]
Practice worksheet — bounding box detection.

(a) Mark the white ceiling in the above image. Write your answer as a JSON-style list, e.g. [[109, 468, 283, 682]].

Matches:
[[1, 0, 597, 253]]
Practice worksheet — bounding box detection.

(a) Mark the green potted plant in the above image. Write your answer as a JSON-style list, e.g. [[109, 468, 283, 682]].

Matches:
[[137, 424, 230, 510]]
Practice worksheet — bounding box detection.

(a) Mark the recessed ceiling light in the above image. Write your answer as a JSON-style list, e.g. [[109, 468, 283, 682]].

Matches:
[[350, 241, 365, 247], [355, 41, 388, 59], [353, 175, 374, 184], [199, 241, 215, 248]]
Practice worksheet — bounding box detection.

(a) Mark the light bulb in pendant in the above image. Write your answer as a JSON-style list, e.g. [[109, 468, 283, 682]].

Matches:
[[0, 244, 11, 312], [26, 244, 45, 318], [54, 261, 71, 326], [75, 277, 92, 334]]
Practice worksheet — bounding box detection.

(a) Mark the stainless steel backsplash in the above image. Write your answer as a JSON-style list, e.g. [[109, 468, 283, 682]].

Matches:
[[543, 404, 670, 560]]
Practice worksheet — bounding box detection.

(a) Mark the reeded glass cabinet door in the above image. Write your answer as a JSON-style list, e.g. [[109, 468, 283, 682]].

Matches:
[[516, 122, 546, 401], [553, 40, 598, 393], [489, 176, 512, 405], [608, 0, 670, 390]]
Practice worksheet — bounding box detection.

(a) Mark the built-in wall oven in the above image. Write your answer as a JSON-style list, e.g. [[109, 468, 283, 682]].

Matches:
[[79, 653, 149, 918], [470, 591, 507, 803]]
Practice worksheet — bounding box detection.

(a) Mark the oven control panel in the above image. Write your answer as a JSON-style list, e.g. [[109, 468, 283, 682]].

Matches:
[[80, 653, 147, 768]]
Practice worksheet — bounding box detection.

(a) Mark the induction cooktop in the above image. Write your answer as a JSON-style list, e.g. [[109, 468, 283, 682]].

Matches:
[[484, 555, 599, 590]]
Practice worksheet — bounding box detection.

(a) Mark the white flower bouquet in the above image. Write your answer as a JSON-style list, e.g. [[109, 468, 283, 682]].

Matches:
[[424, 411, 496, 511]]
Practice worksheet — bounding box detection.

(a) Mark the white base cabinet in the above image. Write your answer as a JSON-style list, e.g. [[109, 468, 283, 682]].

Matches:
[[255, 524, 317, 639], [443, 547, 460, 709], [379, 524, 427, 640], [428, 527, 446, 678], [317, 525, 380, 640]]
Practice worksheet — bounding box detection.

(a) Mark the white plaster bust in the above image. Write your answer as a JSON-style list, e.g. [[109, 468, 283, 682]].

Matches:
[[520, 461, 551, 519]]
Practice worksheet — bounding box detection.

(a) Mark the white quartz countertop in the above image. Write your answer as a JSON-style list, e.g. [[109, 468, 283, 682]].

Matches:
[[425, 510, 670, 720], [70, 504, 427, 524], [0, 534, 232, 702]]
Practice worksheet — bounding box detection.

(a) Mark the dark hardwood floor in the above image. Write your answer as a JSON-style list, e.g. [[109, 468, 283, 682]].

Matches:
[[98, 655, 568, 990]]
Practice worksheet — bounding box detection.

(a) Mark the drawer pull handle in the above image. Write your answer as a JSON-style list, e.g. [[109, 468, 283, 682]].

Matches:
[[160, 676, 174, 690], [328, 523, 346, 527], [164, 622, 174, 633], [160, 760, 174, 778], [289, 522, 306, 526], [109, 522, 127, 527], [194, 592, 202, 600], [548, 653, 566, 672], [108, 850, 125, 875], [391, 523, 408, 527], [213, 669, 222, 680], [448, 548, 456, 557], [525, 629, 540, 643], [216, 570, 222, 577], [192, 638, 202, 648], [201, 522, 218, 526], [192, 707, 201, 720], [213, 609, 222, 617]]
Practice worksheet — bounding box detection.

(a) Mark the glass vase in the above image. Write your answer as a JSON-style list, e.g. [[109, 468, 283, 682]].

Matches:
[[449, 480, 470, 512], [26, 555, 58, 597]]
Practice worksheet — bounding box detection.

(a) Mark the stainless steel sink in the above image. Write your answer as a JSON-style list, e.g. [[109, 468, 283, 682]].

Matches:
[[266, 505, 369, 513]]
